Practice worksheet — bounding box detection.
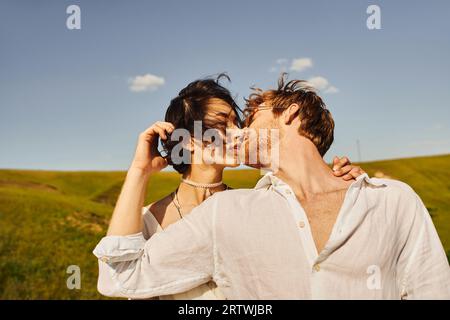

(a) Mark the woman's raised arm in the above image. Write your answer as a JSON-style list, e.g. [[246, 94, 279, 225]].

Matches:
[[106, 122, 174, 236]]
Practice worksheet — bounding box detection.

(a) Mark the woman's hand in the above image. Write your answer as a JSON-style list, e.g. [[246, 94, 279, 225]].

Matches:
[[130, 121, 175, 174], [332, 156, 365, 181]]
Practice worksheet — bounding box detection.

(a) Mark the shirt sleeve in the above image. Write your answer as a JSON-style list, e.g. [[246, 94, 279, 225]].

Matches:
[[396, 192, 450, 299], [93, 196, 217, 299]]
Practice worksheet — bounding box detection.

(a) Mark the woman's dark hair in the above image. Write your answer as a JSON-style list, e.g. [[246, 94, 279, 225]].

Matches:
[[162, 73, 242, 174]]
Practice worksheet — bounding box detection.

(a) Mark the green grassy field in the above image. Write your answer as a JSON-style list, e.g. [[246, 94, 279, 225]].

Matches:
[[0, 154, 449, 299]]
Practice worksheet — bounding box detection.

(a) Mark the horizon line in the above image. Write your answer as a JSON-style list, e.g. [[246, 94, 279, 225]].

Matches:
[[0, 153, 448, 173]]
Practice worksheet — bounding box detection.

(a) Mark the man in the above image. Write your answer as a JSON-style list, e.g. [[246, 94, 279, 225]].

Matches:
[[94, 76, 450, 299]]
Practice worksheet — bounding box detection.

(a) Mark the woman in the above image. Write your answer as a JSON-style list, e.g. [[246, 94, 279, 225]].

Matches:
[[99, 74, 362, 300]]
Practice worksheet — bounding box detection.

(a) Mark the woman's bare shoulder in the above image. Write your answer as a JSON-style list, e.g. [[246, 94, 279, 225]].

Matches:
[[143, 194, 172, 217], [144, 193, 175, 227]]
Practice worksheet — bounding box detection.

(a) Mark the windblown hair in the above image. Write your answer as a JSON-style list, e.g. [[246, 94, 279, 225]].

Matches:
[[245, 73, 334, 156], [162, 73, 242, 173]]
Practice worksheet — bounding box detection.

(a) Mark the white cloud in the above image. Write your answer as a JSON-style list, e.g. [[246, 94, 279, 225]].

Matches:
[[307, 76, 339, 94], [276, 58, 288, 65], [269, 58, 290, 73], [129, 73, 165, 92], [268, 58, 339, 94], [307, 76, 329, 90], [290, 58, 313, 72], [325, 85, 339, 94]]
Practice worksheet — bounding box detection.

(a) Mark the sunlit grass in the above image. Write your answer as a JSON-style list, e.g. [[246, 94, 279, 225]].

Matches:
[[0, 154, 449, 299]]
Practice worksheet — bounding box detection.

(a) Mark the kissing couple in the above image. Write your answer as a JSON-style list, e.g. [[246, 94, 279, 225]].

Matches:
[[94, 73, 450, 300]]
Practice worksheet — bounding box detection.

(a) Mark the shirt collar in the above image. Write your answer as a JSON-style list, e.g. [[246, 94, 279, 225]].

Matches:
[[354, 172, 386, 188], [255, 171, 386, 190], [254, 171, 283, 189]]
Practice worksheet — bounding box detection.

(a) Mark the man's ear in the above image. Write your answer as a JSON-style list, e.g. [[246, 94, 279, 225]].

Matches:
[[283, 103, 300, 125]]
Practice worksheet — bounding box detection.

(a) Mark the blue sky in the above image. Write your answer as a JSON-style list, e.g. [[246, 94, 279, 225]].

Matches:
[[1, 0, 449, 170]]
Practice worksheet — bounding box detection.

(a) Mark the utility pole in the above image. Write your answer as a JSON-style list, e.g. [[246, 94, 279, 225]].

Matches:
[[356, 139, 362, 163]]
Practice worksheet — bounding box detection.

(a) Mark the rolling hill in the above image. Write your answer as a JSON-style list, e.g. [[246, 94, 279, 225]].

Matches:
[[0, 154, 449, 299]]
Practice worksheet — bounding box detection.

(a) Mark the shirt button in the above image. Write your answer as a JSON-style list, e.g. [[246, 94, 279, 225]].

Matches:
[[285, 189, 292, 195], [313, 264, 321, 272], [298, 221, 305, 228], [100, 257, 109, 263]]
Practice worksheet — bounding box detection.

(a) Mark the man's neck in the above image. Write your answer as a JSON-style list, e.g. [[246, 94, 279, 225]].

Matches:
[[274, 140, 352, 201]]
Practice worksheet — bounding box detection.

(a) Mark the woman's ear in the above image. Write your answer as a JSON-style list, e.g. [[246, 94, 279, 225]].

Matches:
[[185, 137, 195, 152], [283, 103, 300, 125]]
